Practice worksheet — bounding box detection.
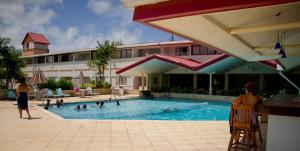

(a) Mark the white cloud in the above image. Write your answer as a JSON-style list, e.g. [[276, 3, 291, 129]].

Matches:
[[87, 0, 111, 15], [0, 0, 143, 52], [0, 0, 58, 48], [46, 26, 104, 51]]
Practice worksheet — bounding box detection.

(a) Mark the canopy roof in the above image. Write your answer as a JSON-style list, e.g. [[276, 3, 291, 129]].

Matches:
[[116, 54, 277, 76], [123, 0, 300, 64]]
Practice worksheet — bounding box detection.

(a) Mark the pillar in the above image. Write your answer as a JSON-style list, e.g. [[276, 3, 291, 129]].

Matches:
[[193, 74, 197, 90], [209, 73, 213, 95], [259, 74, 264, 90], [224, 74, 229, 90], [141, 74, 145, 91], [109, 58, 112, 85]]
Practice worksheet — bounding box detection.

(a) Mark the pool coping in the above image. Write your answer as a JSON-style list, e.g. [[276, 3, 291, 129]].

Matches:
[[36, 97, 232, 122]]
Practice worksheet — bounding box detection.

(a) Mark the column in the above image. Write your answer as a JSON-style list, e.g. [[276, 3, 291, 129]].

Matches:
[[109, 58, 112, 84], [141, 74, 145, 91], [167, 74, 170, 88], [193, 74, 197, 91], [259, 74, 264, 90], [209, 73, 213, 95], [159, 74, 162, 89], [224, 74, 229, 90], [146, 74, 149, 91]]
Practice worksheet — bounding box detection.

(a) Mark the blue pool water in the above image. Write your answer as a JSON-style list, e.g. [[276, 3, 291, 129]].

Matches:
[[47, 98, 231, 120]]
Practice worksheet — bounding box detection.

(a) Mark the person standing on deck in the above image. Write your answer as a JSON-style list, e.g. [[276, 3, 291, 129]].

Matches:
[[16, 77, 32, 119]]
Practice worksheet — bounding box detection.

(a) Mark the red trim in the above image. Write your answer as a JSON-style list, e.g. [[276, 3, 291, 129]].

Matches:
[[116, 54, 229, 74], [133, 0, 298, 22], [258, 60, 278, 69]]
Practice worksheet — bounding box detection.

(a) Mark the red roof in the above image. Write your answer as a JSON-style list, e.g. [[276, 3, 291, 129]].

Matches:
[[258, 60, 278, 69], [22, 32, 50, 44], [116, 54, 228, 74]]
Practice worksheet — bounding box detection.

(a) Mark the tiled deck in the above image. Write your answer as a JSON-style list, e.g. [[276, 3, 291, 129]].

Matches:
[[0, 95, 267, 151]]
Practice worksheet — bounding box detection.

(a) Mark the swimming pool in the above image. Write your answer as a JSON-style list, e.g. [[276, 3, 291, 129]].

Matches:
[[47, 98, 231, 120]]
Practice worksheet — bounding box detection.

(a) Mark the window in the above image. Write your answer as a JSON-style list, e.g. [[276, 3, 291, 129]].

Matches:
[[74, 52, 90, 61], [149, 48, 161, 54], [207, 49, 216, 55], [60, 53, 72, 62], [29, 42, 34, 49], [91, 51, 97, 60], [175, 47, 188, 56], [138, 48, 161, 57], [120, 77, 127, 85], [33, 56, 45, 64], [53, 55, 59, 62], [191, 45, 201, 55], [46, 56, 53, 63], [117, 49, 132, 58]]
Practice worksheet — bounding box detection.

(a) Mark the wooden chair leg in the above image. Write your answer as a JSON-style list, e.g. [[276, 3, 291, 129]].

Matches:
[[256, 114, 263, 143], [252, 130, 257, 151], [234, 130, 240, 151], [228, 129, 236, 151], [247, 130, 251, 151]]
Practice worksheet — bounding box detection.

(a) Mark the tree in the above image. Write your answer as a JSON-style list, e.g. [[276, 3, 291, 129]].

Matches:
[[0, 37, 26, 89], [87, 40, 116, 83]]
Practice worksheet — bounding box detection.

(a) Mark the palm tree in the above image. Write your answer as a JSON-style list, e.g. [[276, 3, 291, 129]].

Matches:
[[0, 37, 26, 88], [88, 40, 116, 83]]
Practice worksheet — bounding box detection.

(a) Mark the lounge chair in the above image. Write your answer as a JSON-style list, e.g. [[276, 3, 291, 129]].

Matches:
[[47, 89, 58, 98], [6, 89, 16, 100], [56, 88, 71, 97], [86, 87, 100, 96]]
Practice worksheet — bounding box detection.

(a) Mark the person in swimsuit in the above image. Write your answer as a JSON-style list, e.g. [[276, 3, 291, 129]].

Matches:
[[16, 77, 32, 119], [229, 82, 262, 133]]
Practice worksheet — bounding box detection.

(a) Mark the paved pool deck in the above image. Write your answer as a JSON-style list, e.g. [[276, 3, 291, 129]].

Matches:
[[0, 95, 267, 151]]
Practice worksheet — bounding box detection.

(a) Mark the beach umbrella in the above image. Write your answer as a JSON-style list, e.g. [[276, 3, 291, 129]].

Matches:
[[79, 70, 85, 84], [29, 69, 47, 84]]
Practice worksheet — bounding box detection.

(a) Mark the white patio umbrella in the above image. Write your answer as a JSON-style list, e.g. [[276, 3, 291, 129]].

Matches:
[[29, 69, 47, 84]]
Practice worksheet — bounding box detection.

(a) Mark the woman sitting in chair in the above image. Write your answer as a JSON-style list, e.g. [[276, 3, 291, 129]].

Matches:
[[233, 82, 262, 107], [230, 82, 262, 132]]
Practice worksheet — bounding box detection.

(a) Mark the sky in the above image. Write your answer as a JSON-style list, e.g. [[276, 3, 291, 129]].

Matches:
[[0, 0, 180, 52]]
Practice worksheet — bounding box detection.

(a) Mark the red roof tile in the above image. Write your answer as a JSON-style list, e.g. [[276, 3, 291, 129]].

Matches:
[[116, 54, 228, 74], [22, 32, 50, 44]]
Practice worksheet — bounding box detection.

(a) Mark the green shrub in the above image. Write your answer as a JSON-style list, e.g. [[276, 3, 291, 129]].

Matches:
[[37, 79, 73, 90], [80, 83, 96, 89], [95, 81, 111, 88], [57, 79, 73, 90], [103, 82, 111, 88]]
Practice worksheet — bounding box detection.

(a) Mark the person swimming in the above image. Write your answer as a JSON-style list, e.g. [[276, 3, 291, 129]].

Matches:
[[96, 101, 100, 106], [60, 99, 64, 106], [164, 108, 171, 112], [100, 101, 104, 108], [56, 99, 61, 108], [44, 99, 51, 110], [116, 100, 120, 106], [83, 104, 87, 110], [75, 105, 80, 111]]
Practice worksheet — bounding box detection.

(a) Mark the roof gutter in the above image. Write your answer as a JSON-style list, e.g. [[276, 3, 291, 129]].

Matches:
[[122, 0, 170, 8]]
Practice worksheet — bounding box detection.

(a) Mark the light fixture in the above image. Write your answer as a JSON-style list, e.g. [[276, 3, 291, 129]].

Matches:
[[274, 12, 282, 50], [274, 12, 287, 58]]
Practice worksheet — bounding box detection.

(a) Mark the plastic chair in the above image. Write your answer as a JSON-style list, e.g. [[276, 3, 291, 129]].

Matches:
[[56, 88, 71, 97], [47, 89, 58, 98], [6, 89, 16, 100], [228, 104, 257, 151]]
